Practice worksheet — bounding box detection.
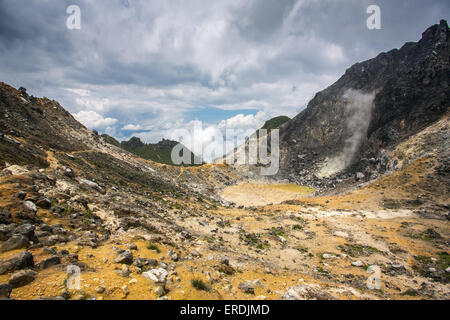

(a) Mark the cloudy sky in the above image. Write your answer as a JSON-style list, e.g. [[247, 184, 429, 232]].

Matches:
[[0, 0, 448, 161]]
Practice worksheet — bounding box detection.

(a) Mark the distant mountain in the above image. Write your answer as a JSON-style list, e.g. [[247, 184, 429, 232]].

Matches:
[[100, 134, 120, 147], [219, 116, 290, 165], [261, 116, 290, 133], [120, 137, 203, 166]]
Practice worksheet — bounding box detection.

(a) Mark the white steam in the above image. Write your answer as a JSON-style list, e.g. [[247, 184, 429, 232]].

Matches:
[[318, 89, 376, 178]]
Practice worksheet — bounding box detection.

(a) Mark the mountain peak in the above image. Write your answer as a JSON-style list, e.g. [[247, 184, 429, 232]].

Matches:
[[421, 19, 449, 43]]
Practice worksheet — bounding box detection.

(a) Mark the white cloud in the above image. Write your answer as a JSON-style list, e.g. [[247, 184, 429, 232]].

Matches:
[[122, 124, 143, 131], [2, 0, 444, 160], [64, 88, 91, 97], [73, 110, 118, 129], [133, 111, 269, 163], [218, 111, 267, 130]]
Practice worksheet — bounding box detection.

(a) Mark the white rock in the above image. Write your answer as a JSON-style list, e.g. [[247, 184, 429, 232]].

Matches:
[[333, 231, 349, 238], [56, 180, 77, 193], [76, 177, 99, 188], [191, 249, 202, 257], [278, 236, 287, 243], [3, 165, 29, 175], [154, 286, 166, 297], [142, 268, 168, 284], [352, 261, 364, 267], [24, 201, 37, 212], [253, 279, 265, 288]]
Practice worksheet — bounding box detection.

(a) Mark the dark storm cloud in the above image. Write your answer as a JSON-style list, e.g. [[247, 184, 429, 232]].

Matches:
[[232, 0, 297, 41], [0, 0, 448, 146]]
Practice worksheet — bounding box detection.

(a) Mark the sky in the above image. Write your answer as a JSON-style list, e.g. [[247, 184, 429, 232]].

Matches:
[[0, 0, 449, 161]]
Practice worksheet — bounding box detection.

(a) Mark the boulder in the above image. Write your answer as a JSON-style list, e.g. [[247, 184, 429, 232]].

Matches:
[[238, 281, 255, 294], [36, 198, 51, 209], [0, 209, 12, 224], [352, 261, 364, 267], [154, 285, 166, 297], [64, 168, 75, 178], [0, 251, 34, 275], [142, 268, 168, 284], [0, 224, 15, 241], [1, 234, 29, 252], [16, 191, 27, 200], [114, 250, 133, 265], [23, 201, 37, 213], [0, 284, 12, 299], [191, 249, 202, 257], [355, 172, 365, 181], [37, 256, 61, 270], [15, 223, 38, 242], [9, 269, 37, 288]]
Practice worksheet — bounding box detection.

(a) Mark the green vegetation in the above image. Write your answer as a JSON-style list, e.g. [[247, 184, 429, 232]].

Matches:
[[413, 253, 449, 283], [191, 279, 211, 291], [402, 289, 419, 297], [437, 252, 450, 270], [261, 116, 291, 132], [63, 206, 75, 217], [270, 227, 285, 237], [85, 210, 94, 219], [120, 137, 203, 166], [147, 243, 161, 253], [100, 134, 120, 147], [241, 232, 270, 250], [405, 228, 442, 242], [338, 244, 382, 257], [249, 116, 291, 139], [381, 199, 401, 209], [294, 245, 309, 253]]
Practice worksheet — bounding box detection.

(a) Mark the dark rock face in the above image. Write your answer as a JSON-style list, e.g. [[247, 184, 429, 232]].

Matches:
[[0, 283, 12, 299], [9, 269, 37, 288], [0, 224, 15, 241], [37, 256, 61, 270], [15, 223, 38, 242], [0, 209, 12, 224], [36, 198, 51, 209], [277, 20, 450, 185], [1, 234, 29, 253], [0, 251, 34, 275]]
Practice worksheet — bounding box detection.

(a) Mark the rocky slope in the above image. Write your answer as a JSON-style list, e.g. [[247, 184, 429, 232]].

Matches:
[[276, 20, 449, 189], [0, 21, 448, 301]]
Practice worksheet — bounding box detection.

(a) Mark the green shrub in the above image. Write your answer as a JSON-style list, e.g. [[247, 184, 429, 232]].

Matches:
[[191, 279, 211, 291]]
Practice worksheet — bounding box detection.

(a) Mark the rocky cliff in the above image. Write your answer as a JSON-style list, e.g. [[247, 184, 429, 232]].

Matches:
[[277, 20, 449, 188]]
